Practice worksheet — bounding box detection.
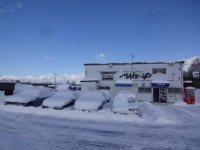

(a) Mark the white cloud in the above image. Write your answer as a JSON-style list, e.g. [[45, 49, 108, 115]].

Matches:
[[0, 73, 85, 84], [183, 56, 199, 71], [16, 0, 23, 8], [96, 53, 106, 61], [44, 54, 54, 61]]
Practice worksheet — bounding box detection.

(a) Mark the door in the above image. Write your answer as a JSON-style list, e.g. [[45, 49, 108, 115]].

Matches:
[[159, 87, 167, 103], [153, 87, 167, 103], [153, 88, 159, 103]]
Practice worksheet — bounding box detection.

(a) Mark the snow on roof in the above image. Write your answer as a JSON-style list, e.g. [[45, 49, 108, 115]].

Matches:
[[185, 87, 195, 89], [0, 81, 16, 84], [84, 60, 185, 66], [115, 79, 133, 84], [183, 81, 193, 83], [152, 80, 169, 84]]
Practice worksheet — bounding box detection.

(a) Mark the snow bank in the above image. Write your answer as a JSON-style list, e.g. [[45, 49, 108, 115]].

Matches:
[[0, 91, 5, 104], [173, 100, 188, 106], [0, 105, 141, 123], [195, 89, 200, 104], [1, 84, 200, 125], [139, 102, 177, 124]]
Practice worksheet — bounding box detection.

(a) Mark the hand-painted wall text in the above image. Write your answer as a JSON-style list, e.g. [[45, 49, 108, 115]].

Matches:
[[100, 71, 117, 80], [120, 72, 152, 80]]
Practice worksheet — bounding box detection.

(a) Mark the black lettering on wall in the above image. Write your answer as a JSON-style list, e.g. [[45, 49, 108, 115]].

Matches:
[[120, 72, 152, 80]]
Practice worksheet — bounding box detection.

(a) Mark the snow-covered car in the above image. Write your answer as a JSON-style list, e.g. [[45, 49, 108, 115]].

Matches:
[[42, 90, 82, 109], [68, 84, 81, 91], [4, 88, 54, 107], [112, 90, 139, 114], [74, 90, 110, 111]]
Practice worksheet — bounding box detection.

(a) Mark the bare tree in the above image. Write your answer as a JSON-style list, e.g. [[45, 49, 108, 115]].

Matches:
[[188, 57, 200, 74], [186, 57, 200, 88]]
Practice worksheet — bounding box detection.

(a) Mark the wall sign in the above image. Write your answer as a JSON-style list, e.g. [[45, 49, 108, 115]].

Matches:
[[152, 83, 169, 87], [100, 71, 117, 80], [120, 71, 152, 80]]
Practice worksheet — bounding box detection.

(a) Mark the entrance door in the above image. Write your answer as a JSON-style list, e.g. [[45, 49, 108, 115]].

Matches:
[[159, 87, 167, 103], [153, 88, 160, 103], [153, 87, 167, 103]]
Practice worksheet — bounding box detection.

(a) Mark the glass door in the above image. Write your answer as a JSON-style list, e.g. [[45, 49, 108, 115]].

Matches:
[[153, 87, 167, 103]]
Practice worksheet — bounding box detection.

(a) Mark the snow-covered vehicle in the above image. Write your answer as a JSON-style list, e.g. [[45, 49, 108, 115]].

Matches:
[[74, 90, 110, 111], [112, 90, 139, 115], [42, 90, 82, 109], [4, 88, 54, 107], [68, 84, 81, 91]]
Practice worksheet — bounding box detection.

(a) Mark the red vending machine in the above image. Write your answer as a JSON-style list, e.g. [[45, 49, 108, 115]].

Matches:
[[184, 87, 195, 104]]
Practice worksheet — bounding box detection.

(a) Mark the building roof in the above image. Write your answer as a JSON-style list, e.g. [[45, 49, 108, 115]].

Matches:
[[84, 61, 185, 66], [80, 78, 99, 82]]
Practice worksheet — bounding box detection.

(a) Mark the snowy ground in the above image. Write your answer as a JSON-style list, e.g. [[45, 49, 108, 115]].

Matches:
[[0, 88, 200, 150]]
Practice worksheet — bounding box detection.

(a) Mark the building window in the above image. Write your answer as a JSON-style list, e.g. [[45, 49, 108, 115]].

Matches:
[[153, 68, 166, 74], [138, 87, 152, 93], [98, 86, 110, 90], [168, 88, 182, 93]]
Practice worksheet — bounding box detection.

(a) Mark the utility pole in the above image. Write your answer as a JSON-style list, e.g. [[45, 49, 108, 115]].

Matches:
[[54, 73, 57, 86]]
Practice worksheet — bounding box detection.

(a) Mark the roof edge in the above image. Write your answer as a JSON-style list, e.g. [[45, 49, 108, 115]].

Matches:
[[84, 61, 185, 66]]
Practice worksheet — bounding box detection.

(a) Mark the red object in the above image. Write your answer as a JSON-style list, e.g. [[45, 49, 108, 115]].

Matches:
[[184, 87, 195, 104]]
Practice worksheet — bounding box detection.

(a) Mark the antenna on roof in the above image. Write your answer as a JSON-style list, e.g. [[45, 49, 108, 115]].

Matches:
[[130, 54, 134, 64], [130, 54, 134, 70]]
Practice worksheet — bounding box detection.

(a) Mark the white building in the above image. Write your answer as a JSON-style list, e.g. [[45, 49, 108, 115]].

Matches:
[[81, 61, 185, 103]]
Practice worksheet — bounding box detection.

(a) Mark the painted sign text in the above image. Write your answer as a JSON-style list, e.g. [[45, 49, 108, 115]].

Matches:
[[120, 72, 152, 80]]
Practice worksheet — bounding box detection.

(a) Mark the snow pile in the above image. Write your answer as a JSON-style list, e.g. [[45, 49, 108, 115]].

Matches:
[[42, 90, 74, 108], [139, 102, 177, 124], [112, 90, 138, 114], [174, 89, 200, 106], [173, 100, 188, 106], [195, 89, 200, 104], [74, 91, 107, 110], [0, 91, 5, 104]]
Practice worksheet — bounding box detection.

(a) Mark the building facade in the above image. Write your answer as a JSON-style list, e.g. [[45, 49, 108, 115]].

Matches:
[[81, 61, 185, 103]]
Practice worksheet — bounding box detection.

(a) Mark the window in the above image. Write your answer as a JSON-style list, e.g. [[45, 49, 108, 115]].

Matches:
[[168, 88, 182, 93], [98, 86, 110, 90], [138, 87, 152, 93], [153, 68, 166, 74]]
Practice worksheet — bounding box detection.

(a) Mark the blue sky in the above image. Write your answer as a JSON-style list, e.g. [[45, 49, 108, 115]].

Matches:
[[0, 0, 200, 76]]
